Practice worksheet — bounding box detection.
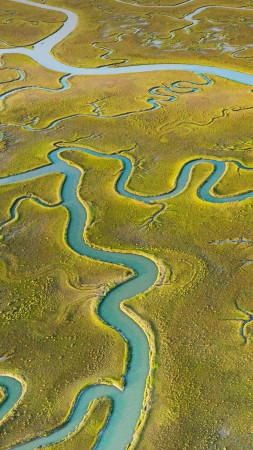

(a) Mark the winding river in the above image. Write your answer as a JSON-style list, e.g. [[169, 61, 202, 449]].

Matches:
[[1, 0, 253, 449], [0, 0, 252, 84]]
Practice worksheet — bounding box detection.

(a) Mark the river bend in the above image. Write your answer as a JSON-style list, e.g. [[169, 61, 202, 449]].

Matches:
[[0, 0, 253, 448]]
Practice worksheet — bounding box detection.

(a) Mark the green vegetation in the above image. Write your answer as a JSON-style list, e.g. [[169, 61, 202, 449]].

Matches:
[[1, 64, 253, 448], [0, 53, 65, 92], [213, 162, 253, 197], [1, 70, 253, 181], [1, 1, 253, 449], [0, 386, 6, 406], [0, 193, 127, 448], [47, 398, 112, 450], [64, 153, 253, 449], [0, 0, 65, 47], [0, 173, 64, 222], [46, 0, 253, 73]]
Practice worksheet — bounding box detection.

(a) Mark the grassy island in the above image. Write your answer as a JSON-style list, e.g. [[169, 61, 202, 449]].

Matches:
[[1, 0, 253, 449]]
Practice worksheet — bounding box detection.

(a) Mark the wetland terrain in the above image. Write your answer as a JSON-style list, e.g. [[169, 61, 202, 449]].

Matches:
[[0, 0, 253, 449]]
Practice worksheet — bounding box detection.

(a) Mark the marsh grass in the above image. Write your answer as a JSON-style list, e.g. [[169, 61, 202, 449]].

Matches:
[[0, 198, 128, 448], [0, 54, 64, 92], [0, 386, 7, 406], [1, 14, 253, 447], [213, 162, 253, 197], [46, 398, 112, 450], [0, 173, 64, 222], [38, 0, 253, 73], [1, 70, 253, 185], [0, 0, 65, 47], [61, 153, 253, 449]]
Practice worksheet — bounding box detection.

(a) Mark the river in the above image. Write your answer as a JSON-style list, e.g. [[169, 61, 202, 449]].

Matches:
[[0, 1, 253, 449]]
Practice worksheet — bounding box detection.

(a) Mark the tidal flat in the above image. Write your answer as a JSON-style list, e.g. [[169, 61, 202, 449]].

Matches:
[[1, 0, 253, 449]]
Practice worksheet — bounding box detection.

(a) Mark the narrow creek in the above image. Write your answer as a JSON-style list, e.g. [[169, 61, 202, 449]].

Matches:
[[1, 148, 253, 448], [0, 0, 253, 448]]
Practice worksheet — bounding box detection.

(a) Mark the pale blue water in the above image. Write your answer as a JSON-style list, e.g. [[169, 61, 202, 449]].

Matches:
[[0, 377, 23, 423], [0, 1, 252, 85], [1, 149, 253, 449], [1, 0, 253, 448], [0, 149, 158, 450], [0, 73, 71, 112]]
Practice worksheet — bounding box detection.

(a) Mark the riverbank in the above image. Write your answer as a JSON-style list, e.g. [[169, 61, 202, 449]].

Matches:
[[1, 0, 253, 448]]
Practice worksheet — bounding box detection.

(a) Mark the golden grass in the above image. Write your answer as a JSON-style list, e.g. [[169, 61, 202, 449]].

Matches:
[[61, 154, 253, 449], [213, 162, 253, 196], [0, 0, 65, 47], [0, 172, 64, 222], [0, 0, 252, 74], [32, 0, 253, 73], [0, 198, 128, 448], [0, 54, 65, 93], [1, 70, 253, 183], [1, 15, 253, 447], [0, 386, 6, 406], [46, 398, 112, 450]]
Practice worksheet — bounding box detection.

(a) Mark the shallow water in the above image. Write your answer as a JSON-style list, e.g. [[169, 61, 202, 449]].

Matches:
[[0, 149, 158, 450], [0, 0, 252, 85], [0, 377, 23, 423], [1, 0, 253, 448], [1, 149, 253, 449]]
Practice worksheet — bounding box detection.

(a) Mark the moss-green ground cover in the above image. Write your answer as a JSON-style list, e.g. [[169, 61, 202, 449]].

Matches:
[[42, 0, 253, 74], [1, 70, 253, 178], [0, 386, 6, 406], [0, 54, 65, 92], [65, 153, 253, 449], [1, 1, 253, 449], [47, 398, 112, 450], [0, 0, 64, 47], [0, 191, 127, 447]]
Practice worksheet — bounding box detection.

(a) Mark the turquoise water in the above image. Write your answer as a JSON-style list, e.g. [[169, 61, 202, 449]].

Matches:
[[0, 377, 23, 423], [1, 149, 253, 449], [1, 73, 212, 128], [0, 73, 71, 112], [0, 149, 158, 450], [1, 0, 253, 448]]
